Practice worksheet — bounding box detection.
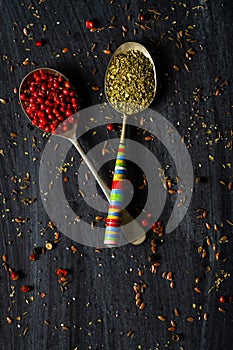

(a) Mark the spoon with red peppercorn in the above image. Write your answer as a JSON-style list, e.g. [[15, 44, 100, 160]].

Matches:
[[19, 68, 145, 245], [19, 68, 110, 200]]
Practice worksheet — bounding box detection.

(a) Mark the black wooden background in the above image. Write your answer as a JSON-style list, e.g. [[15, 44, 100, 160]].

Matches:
[[0, 1, 232, 349]]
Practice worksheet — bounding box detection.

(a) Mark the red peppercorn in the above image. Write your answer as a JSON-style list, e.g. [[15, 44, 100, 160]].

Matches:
[[21, 70, 79, 134], [86, 19, 95, 29], [35, 39, 46, 47], [20, 285, 31, 293], [139, 13, 150, 22], [219, 295, 226, 303], [107, 123, 114, 131], [141, 218, 149, 227], [10, 271, 19, 281]]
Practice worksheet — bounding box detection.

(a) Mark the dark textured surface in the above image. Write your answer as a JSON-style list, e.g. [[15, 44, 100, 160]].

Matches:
[[0, 1, 232, 349]]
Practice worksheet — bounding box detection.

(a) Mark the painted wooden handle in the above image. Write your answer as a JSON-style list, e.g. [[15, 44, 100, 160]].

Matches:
[[104, 142, 126, 246]]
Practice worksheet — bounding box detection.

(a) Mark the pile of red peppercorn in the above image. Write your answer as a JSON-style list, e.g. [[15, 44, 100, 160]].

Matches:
[[20, 69, 79, 134]]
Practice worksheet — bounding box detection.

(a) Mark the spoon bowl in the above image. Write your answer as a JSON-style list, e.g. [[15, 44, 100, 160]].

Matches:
[[19, 67, 79, 137], [105, 41, 157, 115]]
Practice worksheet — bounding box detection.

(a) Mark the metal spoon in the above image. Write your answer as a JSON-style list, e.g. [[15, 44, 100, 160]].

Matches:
[[19, 67, 110, 200], [19, 67, 145, 246], [104, 42, 157, 246]]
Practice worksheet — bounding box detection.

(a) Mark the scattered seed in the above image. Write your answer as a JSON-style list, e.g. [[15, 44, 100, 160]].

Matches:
[[205, 222, 211, 230], [0, 98, 7, 104], [6, 316, 13, 324], [71, 245, 78, 253], [138, 268, 144, 277], [23, 27, 30, 36], [166, 272, 173, 281], [203, 210, 207, 219], [127, 330, 134, 337], [184, 63, 191, 72], [133, 284, 140, 293], [206, 236, 211, 246], [203, 312, 209, 320], [103, 49, 111, 55], [92, 85, 100, 91], [202, 250, 207, 258], [157, 315, 166, 321], [62, 47, 69, 53], [194, 287, 202, 293], [187, 48, 196, 55], [212, 243, 217, 251], [174, 308, 180, 316], [136, 299, 141, 306], [171, 320, 177, 327], [135, 293, 141, 300], [168, 327, 176, 331], [170, 281, 175, 289], [173, 65, 180, 71], [45, 242, 53, 250], [214, 224, 219, 231], [187, 317, 195, 322], [139, 302, 145, 310], [228, 182, 233, 190], [95, 215, 104, 221], [218, 307, 226, 313], [122, 25, 129, 32], [23, 327, 29, 336], [2, 254, 7, 262], [195, 277, 200, 283], [110, 15, 116, 23], [172, 334, 180, 342], [219, 235, 228, 243], [226, 220, 233, 226]]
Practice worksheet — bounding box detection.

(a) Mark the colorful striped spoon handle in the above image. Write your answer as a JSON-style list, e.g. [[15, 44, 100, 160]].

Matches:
[[104, 115, 127, 246]]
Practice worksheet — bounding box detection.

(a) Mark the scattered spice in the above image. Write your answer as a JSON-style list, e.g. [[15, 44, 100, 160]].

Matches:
[[20, 285, 31, 293], [10, 270, 19, 281], [35, 39, 45, 47], [86, 19, 95, 29]]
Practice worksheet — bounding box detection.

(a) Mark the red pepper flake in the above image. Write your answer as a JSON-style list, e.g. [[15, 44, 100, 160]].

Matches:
[[20, 285, 31, 293], [152, 220, 164, 236], [35, 39, 46, 47], [29, 253, 37, 261], [55, 268, 68, 277]]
